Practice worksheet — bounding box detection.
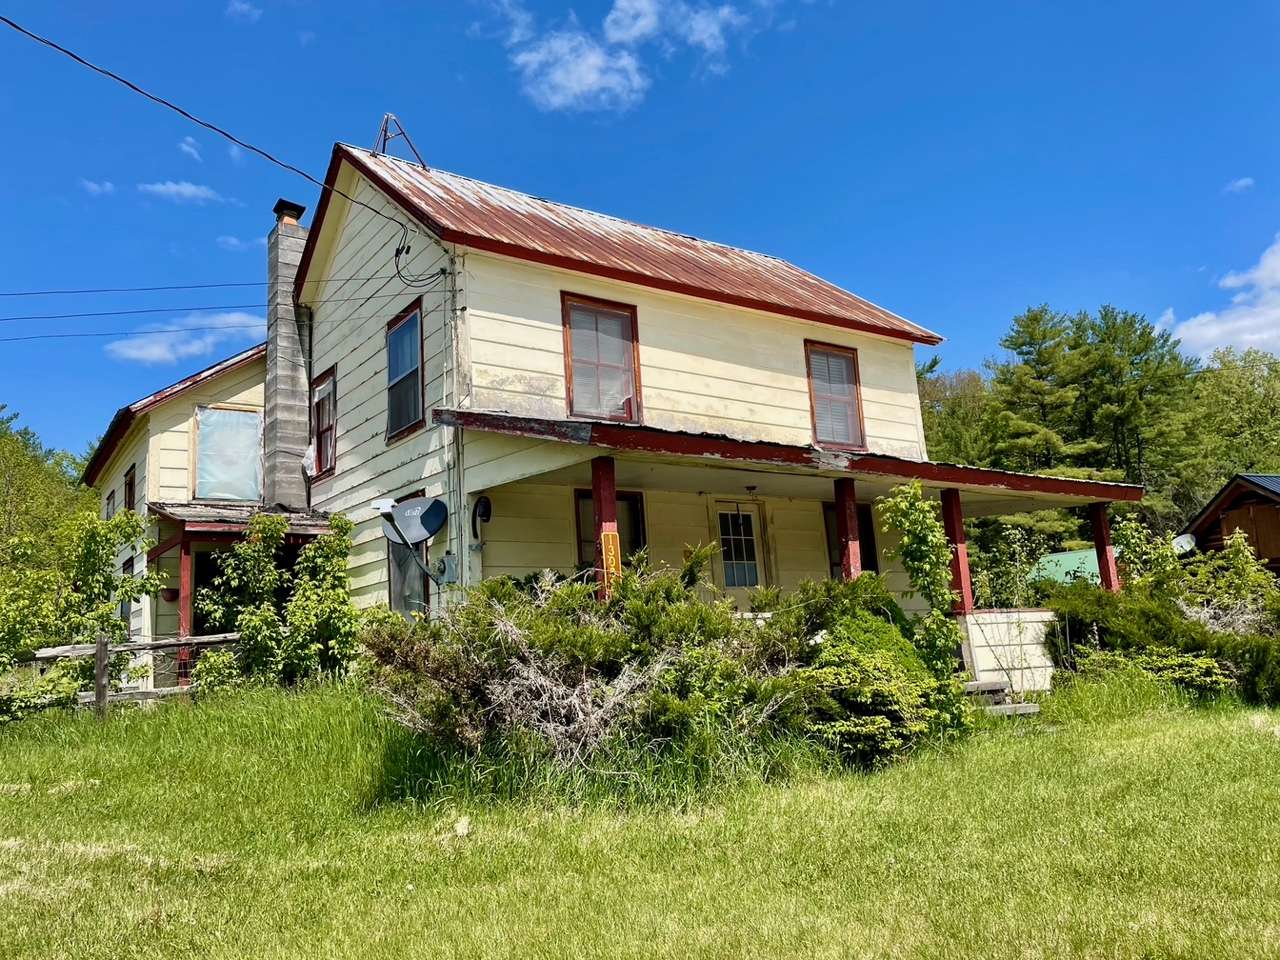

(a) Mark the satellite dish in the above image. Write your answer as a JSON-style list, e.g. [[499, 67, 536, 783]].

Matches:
[[380, 497, 448, 546], [1172, 533, 1197, 556]]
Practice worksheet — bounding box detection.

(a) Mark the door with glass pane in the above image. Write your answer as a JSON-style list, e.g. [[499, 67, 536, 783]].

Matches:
[[715, 502, 766, 608]]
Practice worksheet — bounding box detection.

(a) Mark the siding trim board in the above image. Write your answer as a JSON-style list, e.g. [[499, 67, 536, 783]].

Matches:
[[433, 408, 1144, 503]]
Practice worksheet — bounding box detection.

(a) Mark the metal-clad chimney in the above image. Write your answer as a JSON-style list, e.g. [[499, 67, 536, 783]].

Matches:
[[263, 198, 310, 509]]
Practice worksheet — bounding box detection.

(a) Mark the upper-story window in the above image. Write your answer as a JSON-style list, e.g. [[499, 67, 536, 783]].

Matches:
[[104, 490, 116, 519], [386, 303, 423, 441], [805, 341, 865, 449], [562, 293, 641, 423], [194, 405, 263, 501], [124, 464, 136, 512], [311, 366, 336, 477]]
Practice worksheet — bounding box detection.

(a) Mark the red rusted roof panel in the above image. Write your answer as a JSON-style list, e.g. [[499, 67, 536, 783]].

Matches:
[[338, 145, 942, 345]]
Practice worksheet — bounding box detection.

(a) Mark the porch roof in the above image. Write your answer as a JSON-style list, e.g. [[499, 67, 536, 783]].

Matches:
[[148, 501, 333, 536], [435, 408, 1142, 513]]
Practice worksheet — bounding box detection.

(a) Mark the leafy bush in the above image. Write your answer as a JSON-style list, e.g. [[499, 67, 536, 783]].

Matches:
[[197, 513, 360, 684], [190, 649, 244, 694], [877, 482, 966, 677], [799, 610, 970, 765], [362, 549, 971, 797], [1074, 646, 1235, 698]]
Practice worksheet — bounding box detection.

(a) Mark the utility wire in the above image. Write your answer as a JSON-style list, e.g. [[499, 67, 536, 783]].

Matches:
[[0, 272, 424, 298], [0, 274, 448, 323], [0, 14, 446, 288]]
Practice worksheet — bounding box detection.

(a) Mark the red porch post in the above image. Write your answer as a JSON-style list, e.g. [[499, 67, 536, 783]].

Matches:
[[1090, 501, 1120, 593], [940, 488, 975, 614], [833, 477, 862, 580], [591, 456, 620, 597], [178, 535, 194, 637]]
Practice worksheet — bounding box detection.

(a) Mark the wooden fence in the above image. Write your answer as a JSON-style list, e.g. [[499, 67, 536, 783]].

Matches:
[[27, 633, 239, 717]]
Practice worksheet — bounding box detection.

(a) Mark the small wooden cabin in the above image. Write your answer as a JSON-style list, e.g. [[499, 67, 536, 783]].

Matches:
[[1184, 474, 1280, 571]]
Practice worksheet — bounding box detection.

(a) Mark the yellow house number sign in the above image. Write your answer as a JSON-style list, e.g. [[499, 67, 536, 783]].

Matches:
[[600, 530, 622, 582]]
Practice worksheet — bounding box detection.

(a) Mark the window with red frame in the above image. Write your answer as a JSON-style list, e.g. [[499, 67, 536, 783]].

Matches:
[[563, 294, 640, 422], [124, 464, 136, 511], [312, 367, 336, 476], [806, 342, 865, 448]]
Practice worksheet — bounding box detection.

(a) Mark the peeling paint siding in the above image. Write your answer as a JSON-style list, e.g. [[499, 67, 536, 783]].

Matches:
[[145, 359, 267, 504], [306, 175, 454, 608], [463, 253, 929, 460]]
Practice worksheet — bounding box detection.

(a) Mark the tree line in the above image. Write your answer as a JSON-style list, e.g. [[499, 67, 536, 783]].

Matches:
[[919, 305, 1280, 546]]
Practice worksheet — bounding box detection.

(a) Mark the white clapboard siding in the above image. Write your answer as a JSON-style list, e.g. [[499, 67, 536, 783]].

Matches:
[[461, 253, 929, 459]]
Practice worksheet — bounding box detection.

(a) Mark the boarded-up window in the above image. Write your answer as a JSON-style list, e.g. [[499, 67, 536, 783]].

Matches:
[[806, 343, 864, 448], [194, 406, 262, 501], [575, 491, 646, 568], [564, 295, 639, 422], [822, 502, 879, 578], [387, 308, 422, 439], [312, 368, 336, 476]]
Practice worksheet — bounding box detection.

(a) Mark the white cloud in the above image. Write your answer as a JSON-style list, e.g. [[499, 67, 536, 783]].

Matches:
[[79, 178, 115, 196], [228, 143, 245, 165], [225, 0, 262, 23], [1224, 176, 1256, 194], [604, 0, 663, 44], [1171, 234, 1280, 354], [513, 29, 649, 112], [104, 311, 264, 365], [215, 235, 266, 252], [137, 181, 223, 204], [178, 136, 202, 162], [489, 0, 769, 112]]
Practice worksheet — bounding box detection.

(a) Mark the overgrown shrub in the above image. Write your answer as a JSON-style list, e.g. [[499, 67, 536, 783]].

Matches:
[[362, 548, 971, 796], [1073, 646, 1235, 699], [197, 513, 360, 684], [799, 610, 970, 765]]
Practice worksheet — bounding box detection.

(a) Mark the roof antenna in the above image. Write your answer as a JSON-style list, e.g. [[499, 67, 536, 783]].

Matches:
[[373, 113, 426, 167]]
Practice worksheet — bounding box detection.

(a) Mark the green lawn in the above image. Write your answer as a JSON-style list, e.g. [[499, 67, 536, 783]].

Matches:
[[2, 679, 1279, 959]]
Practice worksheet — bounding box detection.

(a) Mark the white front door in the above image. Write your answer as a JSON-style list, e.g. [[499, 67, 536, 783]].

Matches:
[[714, 501, 766, 608]]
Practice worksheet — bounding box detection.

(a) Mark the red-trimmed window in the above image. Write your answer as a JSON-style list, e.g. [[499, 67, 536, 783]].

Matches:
[[386, 304, 423, 440], [805, 341, 865, 448], [562, 293, 641, 422], [124, 464, 136, 512], [312, 367, 336, 477]]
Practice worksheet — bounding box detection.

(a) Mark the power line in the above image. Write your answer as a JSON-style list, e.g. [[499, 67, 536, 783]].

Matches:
[[0, 272, 416, 298], [0, 276, 447, 323], [0, 14, 446, 288]]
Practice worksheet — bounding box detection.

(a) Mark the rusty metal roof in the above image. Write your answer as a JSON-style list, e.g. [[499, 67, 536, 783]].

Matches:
[[314, 144, 942, 346]]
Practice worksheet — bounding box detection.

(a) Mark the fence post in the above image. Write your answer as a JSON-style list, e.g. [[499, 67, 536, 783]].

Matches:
[[94, 635, 109, 719]]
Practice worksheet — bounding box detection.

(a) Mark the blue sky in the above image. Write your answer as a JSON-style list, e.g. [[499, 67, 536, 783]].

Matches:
[[1, 1, 1278, 454]]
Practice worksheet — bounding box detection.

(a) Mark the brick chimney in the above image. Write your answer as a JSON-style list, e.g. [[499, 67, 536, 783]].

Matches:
[[263, 198, 310, 510]]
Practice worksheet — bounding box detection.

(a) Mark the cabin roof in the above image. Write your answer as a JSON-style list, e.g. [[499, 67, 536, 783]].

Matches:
[[296, 144, 944, 347], [1183, 473, 1280, 537], [81, 343, 267, 487]]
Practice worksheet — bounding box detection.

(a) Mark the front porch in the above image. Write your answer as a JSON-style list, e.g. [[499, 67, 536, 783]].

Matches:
[[441, 410, 1140, 690]]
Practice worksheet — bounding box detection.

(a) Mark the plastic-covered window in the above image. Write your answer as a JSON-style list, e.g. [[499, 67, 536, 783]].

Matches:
[[195, 407, 262, 501]]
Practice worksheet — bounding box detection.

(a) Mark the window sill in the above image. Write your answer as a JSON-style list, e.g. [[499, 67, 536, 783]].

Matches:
[[567, 411, 642, 427], [386, 419, 426, 446], [814, 440, 869, 454], [311, 467, 336, 483]]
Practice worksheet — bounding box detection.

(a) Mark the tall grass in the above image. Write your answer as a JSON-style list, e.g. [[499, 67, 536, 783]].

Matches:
[[2, 675, 1279, 959]]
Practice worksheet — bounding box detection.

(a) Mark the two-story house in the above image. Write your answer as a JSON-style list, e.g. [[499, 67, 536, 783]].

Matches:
[[286, 144, 1140, 687], [86, 144, 1141, 691]]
